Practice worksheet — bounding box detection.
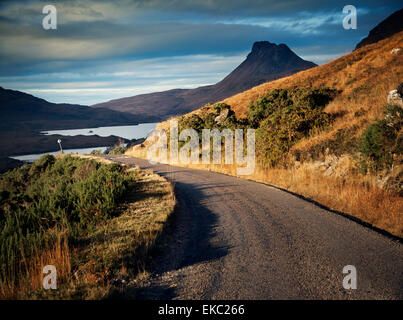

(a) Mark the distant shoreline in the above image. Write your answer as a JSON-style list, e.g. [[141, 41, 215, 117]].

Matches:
[[0, 130, 127, 158], [0, 132, 127, 173]]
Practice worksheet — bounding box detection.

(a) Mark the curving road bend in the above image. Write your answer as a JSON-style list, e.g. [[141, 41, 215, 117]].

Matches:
[[104, 155, 402, 300]]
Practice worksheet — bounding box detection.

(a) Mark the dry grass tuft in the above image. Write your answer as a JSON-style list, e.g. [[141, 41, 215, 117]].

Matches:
[[1, 233, 71, 299], [256, 166, 402, 237]]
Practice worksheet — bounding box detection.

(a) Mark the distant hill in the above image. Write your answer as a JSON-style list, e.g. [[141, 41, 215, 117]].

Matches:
[[0, 87, 151, 132], [92, 41, 316, 121], [355, 8, 403, 50], [0, 157, 23, 174]]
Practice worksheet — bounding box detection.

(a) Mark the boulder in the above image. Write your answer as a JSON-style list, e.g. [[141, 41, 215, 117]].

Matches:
[[214, 108, 230, 124], [387, 85, 403, 107]]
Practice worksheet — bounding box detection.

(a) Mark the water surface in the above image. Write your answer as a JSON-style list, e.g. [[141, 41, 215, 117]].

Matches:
[[41, 123, 158, 140], [12, 123, 158, 162], [11, 147, 109, 162]]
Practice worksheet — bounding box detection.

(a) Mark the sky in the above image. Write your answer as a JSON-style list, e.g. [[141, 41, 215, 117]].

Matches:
[[0, 0, 401, 105]]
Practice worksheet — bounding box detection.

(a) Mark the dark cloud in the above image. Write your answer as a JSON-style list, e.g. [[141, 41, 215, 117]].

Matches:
[[0, 0, 401, 104]]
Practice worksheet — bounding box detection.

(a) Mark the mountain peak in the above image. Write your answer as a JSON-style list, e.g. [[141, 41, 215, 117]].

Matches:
[[251, 41, 273, 51], [241, 41, 316, 72], [93, 41, 317, 121], [247, 41, 297, 61], [250, 41, 289, 53], [251, 41, 291, 52]]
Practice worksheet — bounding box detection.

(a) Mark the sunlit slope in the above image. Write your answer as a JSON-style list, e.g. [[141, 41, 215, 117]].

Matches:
[[144, 32, 403, 237], [224, 31, 402, 118], [158, 32, 402, 157]]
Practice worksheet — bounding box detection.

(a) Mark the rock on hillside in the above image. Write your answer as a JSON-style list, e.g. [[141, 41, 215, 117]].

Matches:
[[387, 82, 403, 107]]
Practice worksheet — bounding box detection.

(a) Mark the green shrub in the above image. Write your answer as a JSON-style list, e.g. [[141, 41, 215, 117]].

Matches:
[[0, 155, 134, 291], [247, 88, 336, 129], [108, 146, 127, 155], [178, 102, 242, 132], [358, 104, 402, 173], [90, 149, 103, 155], [249, 88, 335, 166], [179, 114, 205, 132], [175, 88, 336, 167]]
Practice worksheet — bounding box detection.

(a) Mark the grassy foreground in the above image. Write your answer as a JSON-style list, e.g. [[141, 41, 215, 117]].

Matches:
[[0, 155, 175, 299]]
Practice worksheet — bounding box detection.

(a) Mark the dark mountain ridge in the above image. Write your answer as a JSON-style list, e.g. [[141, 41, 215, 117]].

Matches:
[[92, 41, 317, 121], [355, 8, 403, 50], [0, 86, 150, 132], [0, 87, 142, 158]]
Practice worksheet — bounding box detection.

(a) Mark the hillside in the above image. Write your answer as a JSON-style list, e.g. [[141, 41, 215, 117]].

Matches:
[[0, 87, 145, 159], [222, 32, 403, 121], [92, 41, 316, 121], [131, 31, 403, 237], [162, 31, 403, 162], [0, 87, 148, 132]]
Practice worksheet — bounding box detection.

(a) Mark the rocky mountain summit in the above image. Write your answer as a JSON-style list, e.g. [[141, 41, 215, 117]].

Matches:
[[92, 41, 316, 121]]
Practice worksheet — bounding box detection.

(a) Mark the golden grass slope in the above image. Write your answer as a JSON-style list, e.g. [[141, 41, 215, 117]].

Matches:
[[223, 32, 403, 158], [127, 32, 403, 237], [224, 31, 403, 119], [161, 31, 403, 157]]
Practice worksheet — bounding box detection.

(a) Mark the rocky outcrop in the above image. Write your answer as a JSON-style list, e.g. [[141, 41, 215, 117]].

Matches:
[[387, 83, 403, 107], [296, 154, 354, 178], [214, 108, 229, 124]]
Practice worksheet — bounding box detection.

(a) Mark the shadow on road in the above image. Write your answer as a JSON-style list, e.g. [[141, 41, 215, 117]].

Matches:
[[135, 178, 231, 299]]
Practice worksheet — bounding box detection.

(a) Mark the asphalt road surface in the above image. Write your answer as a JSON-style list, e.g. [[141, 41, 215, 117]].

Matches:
[[104, 155, 402, 300]]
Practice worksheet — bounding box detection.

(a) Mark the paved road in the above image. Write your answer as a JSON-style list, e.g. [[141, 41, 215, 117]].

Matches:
[[105, 155, 402, 299]]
